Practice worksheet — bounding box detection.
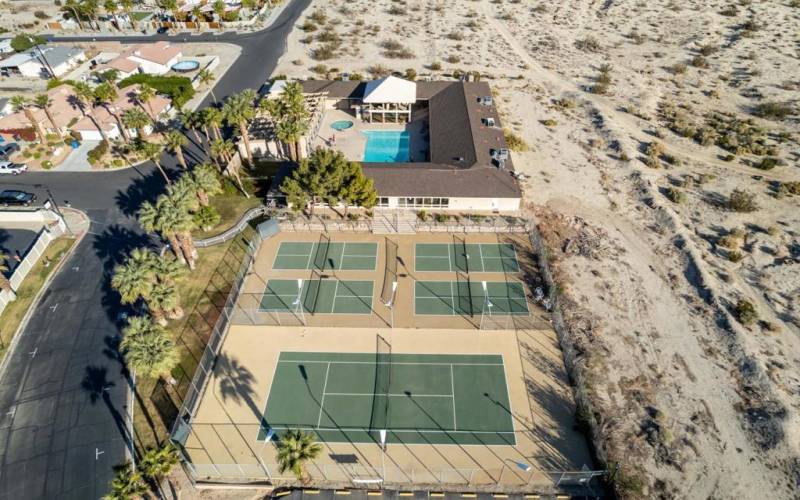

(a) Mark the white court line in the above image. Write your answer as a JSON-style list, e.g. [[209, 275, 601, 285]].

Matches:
[[324, 392, 455, 398], [317, 362, 331, 427], [279, 360, 504, 366], [450, 364, 457, 430], [477, 244, 485, 273], [268, 425, 516, 436], [330, 279, 340, 314], [304, 243, 315, 269]]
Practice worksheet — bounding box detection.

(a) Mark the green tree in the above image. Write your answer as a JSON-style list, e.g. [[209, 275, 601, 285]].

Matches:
[[61, 0, 86, 30], [180, 109, 203, 144], [197, 69, 217, 103], [135, 83, 157, 120], [34, 94, 61, 138], [10, 95, 46, 142], [139, 199, 191, 266], [280, 148, 348, 215], [135, 140, 170, 184], [10, 33, 47, 52], [119, 0, 136, 30], [111, 248, 172, 324], [276, 430, 322, 481], [104, 0, 120, 30], [209, 137, 233, 167], [82, 0, 102, 30], [261, 81, 309, 162], [202, 106, 224, 140], [120, 316, 179, 380], [337, 160, 377, 216], [103, 461, 147, 500], [73, 81, 111, 143], [94, 82, 131, 142], [164, 130, 189, 169], [222, 89, 257, 163], [139, 443, 179, 482], [189, 162, 222, 205], [149, 281, 183, 320], [121, 107, 151, 138], [212, 0, 226, 29], [193, 205, 221, 231]]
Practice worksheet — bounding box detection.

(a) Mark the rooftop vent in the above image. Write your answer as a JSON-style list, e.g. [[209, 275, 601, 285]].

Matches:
[[479, 96, 493, 106], [482, 117, 496, 127], [491, 148, 509, 160]]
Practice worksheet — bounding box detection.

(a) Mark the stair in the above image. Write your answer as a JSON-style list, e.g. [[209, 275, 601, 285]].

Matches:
[[372, 210, 417, 234]]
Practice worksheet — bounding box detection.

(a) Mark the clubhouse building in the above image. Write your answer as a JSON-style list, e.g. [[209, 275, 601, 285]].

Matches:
[[257, 76, 522, 213]]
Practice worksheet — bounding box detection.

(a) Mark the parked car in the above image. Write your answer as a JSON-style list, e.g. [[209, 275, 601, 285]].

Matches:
[[0, 161, 27, 175], [156, 26, 169, 34], [0, 143, 20, 158], [0, 190, 36, 206]]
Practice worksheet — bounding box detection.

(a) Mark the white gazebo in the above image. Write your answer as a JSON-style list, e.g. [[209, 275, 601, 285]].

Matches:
[[360, 76, 416, 123]]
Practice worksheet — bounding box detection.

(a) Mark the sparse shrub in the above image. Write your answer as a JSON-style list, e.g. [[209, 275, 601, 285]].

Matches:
[[554, 97, 576, 110], [698, 44, 719, 56], [728, 189, 758, 212], [670, 62, 687, 74], [753, 101, 794, 121], [429, 61, 442, 71], [753, 157, 779, 170], [727, 250, 744, 263], [503, 129, 529, 152], [734, 299, 758, 325], [665, 187, 686, 204], [690, 55, 709, 68], [541, 119, 557, 127], [575, 36, 601, 52], [417, 210, 428, 221]]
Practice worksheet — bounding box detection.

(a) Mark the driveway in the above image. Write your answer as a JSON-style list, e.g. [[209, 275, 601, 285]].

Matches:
[[55, 141, 100, 172]]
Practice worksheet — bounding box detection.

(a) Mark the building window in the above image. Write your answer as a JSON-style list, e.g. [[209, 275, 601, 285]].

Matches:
[[394, 197, 449, 208], [377, 197, 390, 207]]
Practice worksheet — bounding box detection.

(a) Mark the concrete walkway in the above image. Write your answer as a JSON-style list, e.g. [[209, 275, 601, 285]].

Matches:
[[54, 140, 100, 171]]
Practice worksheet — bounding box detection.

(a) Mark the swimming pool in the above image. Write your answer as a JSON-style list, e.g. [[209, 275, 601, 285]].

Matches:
[[362, 130, 410, 162]]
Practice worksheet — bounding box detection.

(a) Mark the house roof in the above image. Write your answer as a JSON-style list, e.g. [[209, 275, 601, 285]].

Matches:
[[72, 85, 170, 133], [122, 42, 182, 66], [97, 56, 140, 74], [363, 76, 416, 104], [0, 85, 84, 130], [0, 46, 84, 69], [295, 79, 520, 199]]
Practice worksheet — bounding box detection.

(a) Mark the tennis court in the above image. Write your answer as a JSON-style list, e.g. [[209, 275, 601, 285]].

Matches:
[[414, 280, 529, 316], [260, 279, 374, 314], [258, 351, 516, 445], [415, 243, 520, 273], [272, 241, 377, 270]]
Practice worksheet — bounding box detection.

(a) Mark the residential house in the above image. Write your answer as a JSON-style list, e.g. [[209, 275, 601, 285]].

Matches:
[[72, 86, 172, 141], [0, 39, 13, 54], [0, 86, 84, 139], [0, 46, 85, 79]]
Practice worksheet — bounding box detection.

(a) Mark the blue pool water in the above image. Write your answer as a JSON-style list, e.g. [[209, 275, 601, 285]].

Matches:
[[362, 130, 410, 162]]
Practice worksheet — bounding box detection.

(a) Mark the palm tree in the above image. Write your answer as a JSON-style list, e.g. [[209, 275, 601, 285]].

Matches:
[[190, 162, 222, 206], [103, 461, 147, 500], [209, 137, 233, 167], [62, 0, 86, 30], [119, 0, 136, 30], [10, 95, 46, 142], [34, 94, 61, 138], [212, 0, 225, 30], [164, 130, 189, 169], [139, 196, 196, 268], [222, 89, 257, 163], [120, 316, 179, 380], [138, 201, 186, 265], [136, 141, 170, 184], [149, 281, 183, 320], [111, 248, 165, 324], [73, 82, 111, 143], [191, 5, 203, 31], [180, 109, 203, 144], [94, 82, 131, 143], [261, 81, 309, 161], [121, 108, 151, 138], [135, 84, 157, 120], [139, 443, 179, 483], [104, 0, 120, 30], [203, 106, 224, 141], [151, 254, 186, 285], [197, 69, 217, 103], [82, 0, 102, 30], [276, 430, 322, 482]]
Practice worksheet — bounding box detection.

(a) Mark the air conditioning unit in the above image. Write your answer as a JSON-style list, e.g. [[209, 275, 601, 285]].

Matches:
[[496, 148, 509, 160], [479, 96, 493, 106]]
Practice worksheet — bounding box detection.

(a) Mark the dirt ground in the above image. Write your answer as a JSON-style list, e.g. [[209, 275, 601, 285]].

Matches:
[[272, 1, 800, 498]]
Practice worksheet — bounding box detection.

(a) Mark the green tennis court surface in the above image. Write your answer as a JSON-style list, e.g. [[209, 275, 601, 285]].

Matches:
[[258, 352, 516, 445], [415, 243, 519, 273], [260, 279, 374, 314], [415, 280, 529, 316], [273, 241, 377, 270]]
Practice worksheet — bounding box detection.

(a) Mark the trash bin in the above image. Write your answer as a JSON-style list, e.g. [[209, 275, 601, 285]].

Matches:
[[71, 140, 80, 149]]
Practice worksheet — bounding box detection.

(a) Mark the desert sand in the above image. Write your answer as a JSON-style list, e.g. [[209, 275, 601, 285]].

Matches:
[[273, 1, 800, 498]]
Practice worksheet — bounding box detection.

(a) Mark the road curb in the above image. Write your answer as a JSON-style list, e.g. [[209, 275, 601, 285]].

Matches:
[[0, 209, 90, 383]]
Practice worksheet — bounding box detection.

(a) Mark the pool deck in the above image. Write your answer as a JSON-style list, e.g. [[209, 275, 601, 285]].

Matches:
[[312, 108, 429, 163]]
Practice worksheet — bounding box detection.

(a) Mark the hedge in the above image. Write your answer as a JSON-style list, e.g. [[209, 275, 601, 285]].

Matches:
[[87, 140, 109, 165], [118, 74, 195, 108]]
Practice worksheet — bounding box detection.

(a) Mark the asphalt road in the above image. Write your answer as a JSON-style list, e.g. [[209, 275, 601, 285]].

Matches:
[[0, 1, 311, 498]]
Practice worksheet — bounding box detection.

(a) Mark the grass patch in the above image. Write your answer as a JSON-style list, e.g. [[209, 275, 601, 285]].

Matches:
[[191, 193, 262, 240], [132, 237, 241, 452], [0, 238, 76, 361], [132, 11, 152, 21]]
